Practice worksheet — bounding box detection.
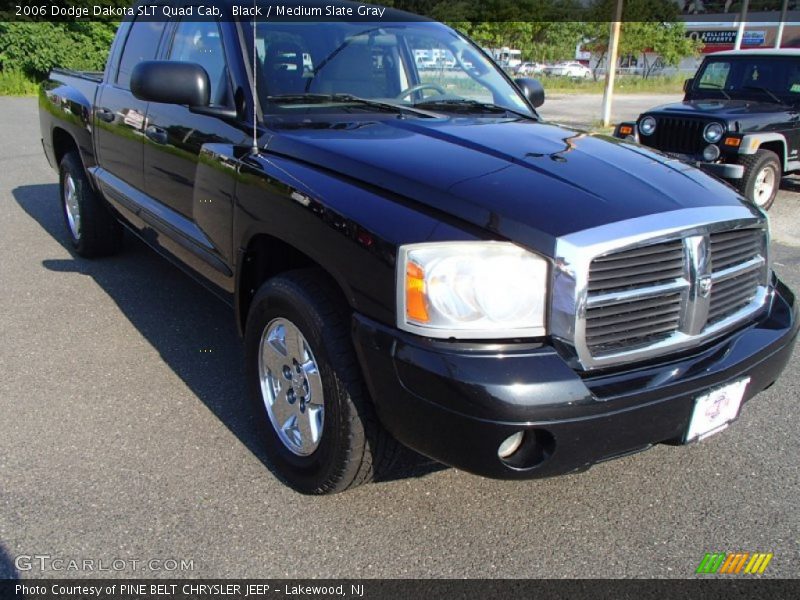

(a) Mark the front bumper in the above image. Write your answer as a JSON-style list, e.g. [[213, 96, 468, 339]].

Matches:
[[352, 277, 797, 479], [659, 151, 744, 180], [612, 127, 745, 181], [701, 161, 744, 179]]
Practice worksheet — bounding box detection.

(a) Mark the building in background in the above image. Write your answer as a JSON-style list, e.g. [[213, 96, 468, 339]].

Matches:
[[586, 3, 800, 77]]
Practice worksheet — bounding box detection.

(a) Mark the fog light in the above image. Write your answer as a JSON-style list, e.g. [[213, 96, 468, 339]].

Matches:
[[703, 144, 720, 162], [498, 431, 525, 459]]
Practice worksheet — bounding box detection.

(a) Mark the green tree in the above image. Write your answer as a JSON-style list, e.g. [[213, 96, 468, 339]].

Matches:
[[426, 0, 589, 62], [0, 21, 119, 79], [0, 1, 126, 81], [450, 21, 588, 63], [580, 0, 701, 78], [582, 21, 700, 79]]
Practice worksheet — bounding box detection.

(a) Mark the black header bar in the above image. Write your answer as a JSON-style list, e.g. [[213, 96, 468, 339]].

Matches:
[[1, 0, 800, 23], [2, 580, 800, 600]]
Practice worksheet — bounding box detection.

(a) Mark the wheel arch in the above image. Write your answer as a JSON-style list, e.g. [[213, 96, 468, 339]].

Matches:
[[235, 232, 355, 336], [758, 141, 786, 171], [739, 133, 787, 170], [52, 127, 80, 169]]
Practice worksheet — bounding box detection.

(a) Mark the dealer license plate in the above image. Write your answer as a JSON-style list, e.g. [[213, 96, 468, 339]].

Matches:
[[685, 378, 750, 443]]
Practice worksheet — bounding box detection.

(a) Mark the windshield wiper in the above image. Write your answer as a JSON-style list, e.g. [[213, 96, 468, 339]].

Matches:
[[412, 98, 536, 120], [699, 83, 730, 100], [266, 93, 334, 103], [266, 93, 439, 118], [743, 85, 784, 104], [330, 94, 441, 118]]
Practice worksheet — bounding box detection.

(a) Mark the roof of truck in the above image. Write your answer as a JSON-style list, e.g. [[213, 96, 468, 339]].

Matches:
[[711, 49, 800, 57]]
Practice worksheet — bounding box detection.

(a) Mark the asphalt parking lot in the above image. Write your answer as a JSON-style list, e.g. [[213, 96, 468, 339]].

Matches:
[[539, 92, 684, 129], [1, 95, 798, 579]]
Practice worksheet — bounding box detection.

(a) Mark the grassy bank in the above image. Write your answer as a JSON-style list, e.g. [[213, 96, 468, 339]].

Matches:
[[541, 74, 686, 95], [0, 71, 39, 96]]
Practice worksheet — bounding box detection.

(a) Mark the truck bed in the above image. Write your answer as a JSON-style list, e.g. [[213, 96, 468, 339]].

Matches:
[[51, 68, 104, 83]]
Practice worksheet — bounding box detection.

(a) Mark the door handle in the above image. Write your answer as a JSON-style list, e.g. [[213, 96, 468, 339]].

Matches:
[[145, 125, 168, 145], [96, 108, 115, 123]]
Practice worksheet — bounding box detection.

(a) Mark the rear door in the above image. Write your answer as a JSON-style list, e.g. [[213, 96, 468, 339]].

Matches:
[[94, 19, 168, 192]]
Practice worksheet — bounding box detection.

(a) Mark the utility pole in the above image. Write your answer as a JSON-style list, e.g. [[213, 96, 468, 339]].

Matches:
[[734, 0, 750, 51], [601, 0, 623, 128], [776, 0, 789, 49]]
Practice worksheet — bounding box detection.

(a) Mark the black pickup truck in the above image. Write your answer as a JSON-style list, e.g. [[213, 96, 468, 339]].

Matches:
[[40, 1, 798, 494], [614, 49, 800, 210]]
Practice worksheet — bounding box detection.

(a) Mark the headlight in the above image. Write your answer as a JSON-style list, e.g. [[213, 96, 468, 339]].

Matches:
[[639, 116, 656, 136], [704, 122, 724, 143], [397, 241, 548, 339]]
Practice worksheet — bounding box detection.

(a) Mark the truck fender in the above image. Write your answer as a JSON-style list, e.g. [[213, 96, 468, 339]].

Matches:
[[40, 79, 97, 181], [738, 132, 787, 163]]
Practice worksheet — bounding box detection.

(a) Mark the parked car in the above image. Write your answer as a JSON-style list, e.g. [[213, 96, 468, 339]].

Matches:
[[516, 62, 545, 76], [548, 61, 591, 78], [39, 0, 797, 494], [614, 49, 800, 210]]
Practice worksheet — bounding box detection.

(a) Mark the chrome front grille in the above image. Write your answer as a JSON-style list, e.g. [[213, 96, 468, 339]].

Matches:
[[561, 215, 770, 369], [586, 241, 685, 353], [585, 293, 682, 353], [711, 229, 763, 270], [708, 228, 765, 325], [587, 240, 685, 293]]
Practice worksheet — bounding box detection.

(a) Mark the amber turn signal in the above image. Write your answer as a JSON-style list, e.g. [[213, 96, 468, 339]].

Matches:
[[405, 262, 429, 323], [723, 137, 741, 147], [619, 125, 633, 136]]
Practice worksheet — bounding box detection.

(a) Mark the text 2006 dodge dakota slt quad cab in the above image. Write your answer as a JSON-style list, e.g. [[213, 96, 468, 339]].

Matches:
[[39, 1, 798, 494]]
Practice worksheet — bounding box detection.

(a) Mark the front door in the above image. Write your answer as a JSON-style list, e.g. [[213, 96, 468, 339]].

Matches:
[[142, 18, 249, 289]]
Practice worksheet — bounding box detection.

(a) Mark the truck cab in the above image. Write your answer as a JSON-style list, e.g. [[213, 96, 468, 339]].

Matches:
[[614, 49, 800, 210]]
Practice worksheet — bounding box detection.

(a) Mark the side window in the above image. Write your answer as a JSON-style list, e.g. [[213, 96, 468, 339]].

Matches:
[[116, 20, 166, 89], [169, 21, 230, 106], [787, 63, 800, 94], [698, 61, 730, 89]]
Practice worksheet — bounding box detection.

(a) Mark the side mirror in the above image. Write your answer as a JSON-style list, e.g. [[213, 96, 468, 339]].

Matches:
[[683, 77, 695, 93], [131, 61, 210, 107], [514, 77, 545, 108]]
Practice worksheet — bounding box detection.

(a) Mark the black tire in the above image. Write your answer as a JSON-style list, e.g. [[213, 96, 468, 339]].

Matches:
[[59, 151, 123, 257], [736, 149, 781, 211], [244, 269, 398, 494]]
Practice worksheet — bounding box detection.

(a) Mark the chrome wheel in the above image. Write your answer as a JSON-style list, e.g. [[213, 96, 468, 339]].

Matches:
[[258, 317, 324, 456], [63, 173, 81, 240], [753, 165, 776, 207]]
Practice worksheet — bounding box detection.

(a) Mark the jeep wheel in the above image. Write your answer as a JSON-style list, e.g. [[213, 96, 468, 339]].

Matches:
[[244, 269, 398, 494], [737, 149, 781, 211], [59, 151, 123, 257]]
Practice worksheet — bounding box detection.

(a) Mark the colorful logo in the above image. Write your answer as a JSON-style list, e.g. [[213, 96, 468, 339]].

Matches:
[[696, 552, 773, 575]]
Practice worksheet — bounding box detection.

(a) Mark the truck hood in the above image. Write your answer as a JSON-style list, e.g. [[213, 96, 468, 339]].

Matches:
[[647, 99, 792, 118], [265, 116, 748, 255]]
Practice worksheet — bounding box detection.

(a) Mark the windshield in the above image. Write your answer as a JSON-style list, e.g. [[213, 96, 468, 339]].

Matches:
[[246, 20, 533, 118], [692, 56, 800, 103]]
